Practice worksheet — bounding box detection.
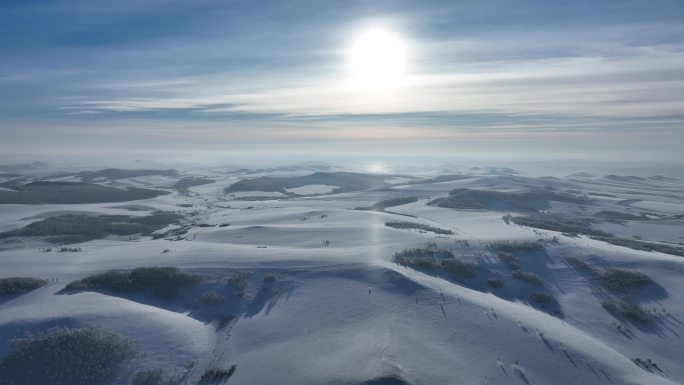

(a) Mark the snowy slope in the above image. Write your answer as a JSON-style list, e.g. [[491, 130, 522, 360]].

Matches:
[[0, 168, 683, 384]]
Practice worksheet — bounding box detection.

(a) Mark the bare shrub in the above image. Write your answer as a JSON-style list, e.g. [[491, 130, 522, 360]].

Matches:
[[392, 247, 478, 279], [632, 357, 662, 373], [511, 269, 541, 284], [564, 256, 591, 270], [490, 240, 544, 252], [392, 248, 457, 269], [132, 368, 174, 385], [601, 299, 654, 321], [497, 252, 520, 270], [199, 290, 225, 305], [598, 269, 651, 291], [385, 221, 454, 235], [228, 271, 251, 289], [200, 364, 237, 381], [531, 291, 551, 303], [392, 248, 446, 269], [440, 258, 476, 277]]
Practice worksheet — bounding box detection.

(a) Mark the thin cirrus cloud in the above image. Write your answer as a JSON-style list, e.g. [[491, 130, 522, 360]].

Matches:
[[77, 50, 684, 119]]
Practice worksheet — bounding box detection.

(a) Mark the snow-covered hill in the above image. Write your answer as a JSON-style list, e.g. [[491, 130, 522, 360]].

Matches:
[[1, 167, 683, 385]]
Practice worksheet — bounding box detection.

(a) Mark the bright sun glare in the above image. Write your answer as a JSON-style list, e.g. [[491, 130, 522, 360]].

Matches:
[[349, 28, 407, 92], [367, 161, 388, 173]]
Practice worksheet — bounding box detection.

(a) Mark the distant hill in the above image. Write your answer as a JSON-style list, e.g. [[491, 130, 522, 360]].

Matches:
[[0, 211, 181, 244], [356, 197, 418, 211], [603, 175, 646, 183], [227, 162, 335, 175], [403, 175, 472, 185], [566, 172, 594, 178], [0, 162, 48, 172], [172, 177, 214, 189], [0, 181, 169, 204], [467, 166, 519, 175], [78, 168, 179, 182], [225, 172, 389, 194], [429, 188, 590, 212], [650, 175, 680, 182]]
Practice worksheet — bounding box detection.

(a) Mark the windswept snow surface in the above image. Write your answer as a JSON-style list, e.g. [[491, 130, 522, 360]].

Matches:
[[1, 167, 683, 384]]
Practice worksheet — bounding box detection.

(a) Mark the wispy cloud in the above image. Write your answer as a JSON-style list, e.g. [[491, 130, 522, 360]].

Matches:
[[75, 47, 684, 120]]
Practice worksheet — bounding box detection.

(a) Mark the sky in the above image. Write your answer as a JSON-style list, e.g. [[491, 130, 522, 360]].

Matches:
[[1, 0, 683, 164]]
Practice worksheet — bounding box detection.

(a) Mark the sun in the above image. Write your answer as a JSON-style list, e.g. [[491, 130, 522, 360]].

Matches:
[[349, 28, 407, 92], [367, 161, 388, 174]]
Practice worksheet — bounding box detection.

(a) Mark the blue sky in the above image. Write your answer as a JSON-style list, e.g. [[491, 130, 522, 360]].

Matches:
[[1, 0, 683, 163]]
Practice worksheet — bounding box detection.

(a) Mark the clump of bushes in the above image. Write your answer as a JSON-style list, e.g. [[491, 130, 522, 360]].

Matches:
[[234, 287, 246, 298], [497, 252, 520, 270], [564, 256, 590, 270], [531, 291, 551, 303], [228, 271, 250, 289], [385, 221, 454, 235], [440, 259, 476, 277], [132, 368, 175, 385], [66, 271, 131, 292], [66, 267, 203, 298], [489, 240, 544, 252], [0, 326, 137, 385], [394, 248, 455, 260], [632, 357, 662, 373], [392, 248, 454, 268], [228, 271, 251, 297], [199, 290, 225, 305], [200, 364, 237, 381], [564, 258, 652, 292], [214, 315, 234, 329], [511, 269, 541, 285], [57, 247, 82, 252], [598, 269, 652, 291], [0, 277, 49, 296], [263, 274, 277, 284], [601, 299, 654, 321], [591, 236, 684, 257], [487, 278, 503, 288], [392, 254, 434, 269], [508, 214, 611, 237], [392, 248, 476, 277]]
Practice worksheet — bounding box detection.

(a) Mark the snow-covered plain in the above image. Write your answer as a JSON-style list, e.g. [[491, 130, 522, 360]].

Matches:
[[1, 167, 683, 385]]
